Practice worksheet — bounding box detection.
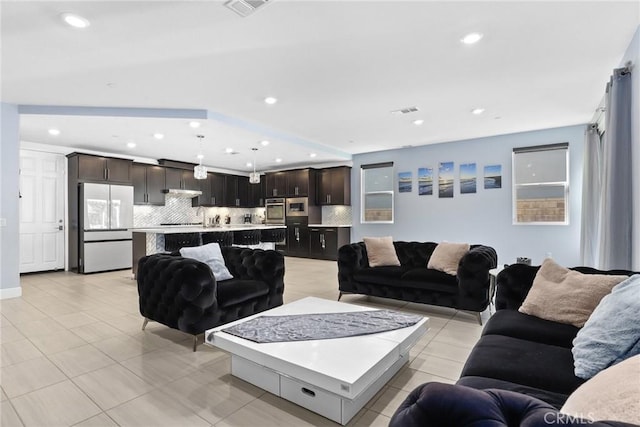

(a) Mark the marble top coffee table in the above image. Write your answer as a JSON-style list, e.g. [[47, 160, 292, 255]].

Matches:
[[205, 296, 428, 425]]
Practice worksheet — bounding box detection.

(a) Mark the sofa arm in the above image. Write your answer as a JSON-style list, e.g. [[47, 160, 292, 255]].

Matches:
[[337, 243, 368, 286], [390, 382, 627, 427], [221, 247, 285, 296], [456, 245, 497, 305], [137, 254, 217, 334], [495, 263, 541, 310]]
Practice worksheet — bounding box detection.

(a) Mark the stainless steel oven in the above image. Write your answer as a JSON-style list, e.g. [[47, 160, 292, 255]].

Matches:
[[285, 197, 309, 217], [265, 198, 285, 224]]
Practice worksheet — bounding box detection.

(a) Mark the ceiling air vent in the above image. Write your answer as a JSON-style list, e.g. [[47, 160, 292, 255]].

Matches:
[[390, 106, 419, 115], [224, 0, 271, 17]]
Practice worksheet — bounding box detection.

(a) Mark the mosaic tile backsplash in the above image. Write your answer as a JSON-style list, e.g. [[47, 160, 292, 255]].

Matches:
[[133, 196, 352, 227]]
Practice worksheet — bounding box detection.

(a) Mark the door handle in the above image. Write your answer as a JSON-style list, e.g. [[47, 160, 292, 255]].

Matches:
[[58, 225, 64, 231]]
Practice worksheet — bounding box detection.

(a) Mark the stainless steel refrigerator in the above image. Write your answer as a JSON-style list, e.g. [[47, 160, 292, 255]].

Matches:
[[79, 183, 134, 273]]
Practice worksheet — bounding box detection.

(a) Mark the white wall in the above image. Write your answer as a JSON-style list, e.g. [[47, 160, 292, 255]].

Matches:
[[0, 103, 21, 298], [620, 25, 639, 270], [351, 124, 586, 268]]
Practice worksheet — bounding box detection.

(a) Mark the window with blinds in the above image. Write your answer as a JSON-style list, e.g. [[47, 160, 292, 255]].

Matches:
[[361, 162, 394, 223], [512, 143, 569, 224]]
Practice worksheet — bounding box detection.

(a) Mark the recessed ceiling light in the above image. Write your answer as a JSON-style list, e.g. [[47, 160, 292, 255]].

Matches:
[[197, 154, 204, 160], [309, 153, 317, 158], [275, 158, 282, 163], [126, 142, 136, 149], [225, 148, 234, 154], [471, 108, 486, 115], [412, 119, 424, 126], [48, 128, 60, 136], [189, 121, 201, 128], [246, 162, 252, 167], [260, 140, 270, 146], [153, 133, 164, 140], [61, 12, 90, 29], [264, 97, 278, 105], [461, 32, 483, 45]]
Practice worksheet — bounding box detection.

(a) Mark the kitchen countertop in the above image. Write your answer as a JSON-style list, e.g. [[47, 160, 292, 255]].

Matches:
[[133, 225, 286, 234], [308, 224, 352, 228]]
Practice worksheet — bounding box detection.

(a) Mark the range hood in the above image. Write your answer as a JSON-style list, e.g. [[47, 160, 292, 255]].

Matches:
[[162, 189, 202, 198]]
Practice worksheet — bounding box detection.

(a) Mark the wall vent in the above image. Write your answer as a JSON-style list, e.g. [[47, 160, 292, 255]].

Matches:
[[390, 106, 419, 115], [224, 0, 271, 17]]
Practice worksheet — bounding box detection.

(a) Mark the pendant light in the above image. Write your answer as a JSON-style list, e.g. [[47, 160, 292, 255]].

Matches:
[[249, 148, 260, 184], [194, 135, 207, 180]]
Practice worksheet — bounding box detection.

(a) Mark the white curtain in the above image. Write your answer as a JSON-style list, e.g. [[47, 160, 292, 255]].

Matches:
[[599, 67, 633, 270], [580, 124, 602, 266]]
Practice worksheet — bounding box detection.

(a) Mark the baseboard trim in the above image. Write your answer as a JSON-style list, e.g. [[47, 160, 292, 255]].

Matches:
[[0, 287, 22, 300]]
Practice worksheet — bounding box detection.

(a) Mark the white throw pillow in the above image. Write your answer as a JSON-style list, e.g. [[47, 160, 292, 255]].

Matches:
[[427, 242, 470, 275], [179, 243, 233, 281], [363, 236, 400, 267]]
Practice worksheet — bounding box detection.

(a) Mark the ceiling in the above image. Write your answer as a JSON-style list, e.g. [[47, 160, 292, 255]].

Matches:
[[2, 1, 638, 173]]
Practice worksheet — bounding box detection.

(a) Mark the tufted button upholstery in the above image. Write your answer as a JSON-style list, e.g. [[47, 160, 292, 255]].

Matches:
[[338, 241, 497, 312], [137, 248, 284, 337], [389, 382, 626, 427]]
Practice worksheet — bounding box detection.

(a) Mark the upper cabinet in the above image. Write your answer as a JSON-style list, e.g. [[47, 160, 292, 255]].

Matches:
[[132, 163, 165, 205], [194, 172, 225, 207], [69, 153, 132, 184], [165, 168, 199, 191], [317, 166, 351, 205], [286, 169, 316, 197], [224, 175, 250, 207], [265, 172, 287, 197], [249, 177, 266, 207]]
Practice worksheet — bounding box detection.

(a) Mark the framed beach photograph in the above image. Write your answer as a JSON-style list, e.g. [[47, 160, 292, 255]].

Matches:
[[484, 164, 502, 189], [418, 167, 433, 195], [398, 171, 412, 193], [438, 162, 454, 198], [460, 163, 477, 194]]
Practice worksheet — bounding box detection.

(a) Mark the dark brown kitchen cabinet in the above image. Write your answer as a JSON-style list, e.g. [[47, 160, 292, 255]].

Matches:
[[309, 227, 351, 261], [165, 168, 199, 191], [286, 169, 316, 197], [132, 163, 165, 205], [70, 153, 132, 183], [286, 217, 309, 257], [194, 172, 225, 207], [317, 166, 351, 205], [249, 177, 266, 207], [224, 175, 250, 207], [265, 172, 287, 197]]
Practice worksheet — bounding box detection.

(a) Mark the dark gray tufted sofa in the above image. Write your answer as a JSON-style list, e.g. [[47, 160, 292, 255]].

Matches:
[[137, 247, 285, 350], [337, 241, 497, 323]]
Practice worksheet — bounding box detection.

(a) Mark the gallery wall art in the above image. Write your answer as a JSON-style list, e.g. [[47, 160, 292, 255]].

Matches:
[[398, 171, 412, 193], [460, 163, 477, 194], [418, 167, 433, 195], [484, 165, 502, 189], [438, 162, 454, 198]]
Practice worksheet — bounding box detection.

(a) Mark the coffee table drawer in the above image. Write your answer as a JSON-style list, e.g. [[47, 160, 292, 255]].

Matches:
[[280, 376, 342, 424], [232, 356, 280, 396]]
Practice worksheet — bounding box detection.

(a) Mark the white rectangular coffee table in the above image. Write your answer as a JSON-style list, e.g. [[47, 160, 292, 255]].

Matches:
[[205, 297, 428, 425]]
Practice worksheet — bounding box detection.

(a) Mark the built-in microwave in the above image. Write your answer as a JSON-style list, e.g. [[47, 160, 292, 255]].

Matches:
[[265, 198, 285, 224], [286, 197, 309, 217]]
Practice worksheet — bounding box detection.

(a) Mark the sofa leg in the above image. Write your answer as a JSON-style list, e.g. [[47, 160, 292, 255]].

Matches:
[[338, 292, 343, 301], [192, 335, 198, 352], [141, 318, 149, 331], [475, 312, 483, 326]]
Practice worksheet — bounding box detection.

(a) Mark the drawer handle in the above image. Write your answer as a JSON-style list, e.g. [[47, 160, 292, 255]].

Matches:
[[301, 387, 316, 397]]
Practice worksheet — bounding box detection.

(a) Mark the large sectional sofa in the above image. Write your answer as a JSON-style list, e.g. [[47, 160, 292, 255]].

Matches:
[[390, 262, 638, 426], [337, 241, 497, 322]]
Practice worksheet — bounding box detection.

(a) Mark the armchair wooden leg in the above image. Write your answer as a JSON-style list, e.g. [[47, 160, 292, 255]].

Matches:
[[475, 312, 482, 326], [141, 318, 149, 331], [192, 335, 198, 352]]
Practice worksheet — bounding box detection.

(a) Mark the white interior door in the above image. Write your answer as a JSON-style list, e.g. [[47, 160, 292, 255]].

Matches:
[[19, 150, 65, 273]]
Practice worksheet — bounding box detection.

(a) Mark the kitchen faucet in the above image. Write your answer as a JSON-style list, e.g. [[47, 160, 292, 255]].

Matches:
[[196, 206, 206, 226]]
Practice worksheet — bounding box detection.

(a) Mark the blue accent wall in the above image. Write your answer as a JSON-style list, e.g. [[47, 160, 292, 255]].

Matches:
[[1, 103, 21, 295], [351, 124, 586, 267]]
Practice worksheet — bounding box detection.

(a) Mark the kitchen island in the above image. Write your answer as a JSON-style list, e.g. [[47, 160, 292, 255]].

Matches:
[[132, 225, 286, 276]]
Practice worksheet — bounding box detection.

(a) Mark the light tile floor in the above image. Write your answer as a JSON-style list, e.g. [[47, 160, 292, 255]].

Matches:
[[1, 257, 488, 426]]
